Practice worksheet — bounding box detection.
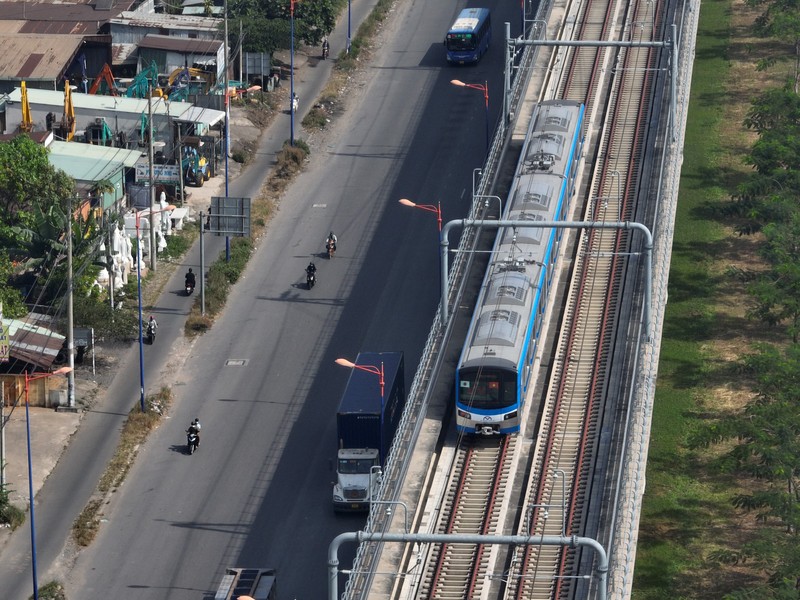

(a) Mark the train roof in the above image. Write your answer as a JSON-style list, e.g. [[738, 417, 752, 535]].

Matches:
[[458, 100, 584, 374]]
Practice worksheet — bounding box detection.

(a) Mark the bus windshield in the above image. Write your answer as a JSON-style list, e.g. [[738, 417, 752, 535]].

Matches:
[[446, 32, 479, 52]]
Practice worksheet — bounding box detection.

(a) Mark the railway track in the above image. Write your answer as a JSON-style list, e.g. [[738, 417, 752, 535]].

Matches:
[[397, 0, 668, 597]]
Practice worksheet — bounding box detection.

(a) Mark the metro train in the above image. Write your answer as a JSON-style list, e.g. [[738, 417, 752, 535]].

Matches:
[[455, 100, 585, 435]]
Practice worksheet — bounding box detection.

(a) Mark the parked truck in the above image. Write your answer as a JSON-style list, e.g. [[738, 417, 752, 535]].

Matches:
[[214, 567, 276, 600], [333, 351, 405, 512]]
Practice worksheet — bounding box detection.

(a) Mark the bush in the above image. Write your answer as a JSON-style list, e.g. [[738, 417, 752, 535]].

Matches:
[[71, 294, 138, 342], [36, 581, 67, 600], [160, 229, 195, 260], [302, 107, 329, 130], [0, 483, 25, 530]]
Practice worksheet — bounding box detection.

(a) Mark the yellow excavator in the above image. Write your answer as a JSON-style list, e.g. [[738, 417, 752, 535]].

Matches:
[[19, 80, 33, 132], [54, 85, 76, 141]]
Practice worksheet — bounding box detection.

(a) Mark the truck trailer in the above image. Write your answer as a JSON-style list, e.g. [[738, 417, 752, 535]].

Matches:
[[333, 351, 405, 511]]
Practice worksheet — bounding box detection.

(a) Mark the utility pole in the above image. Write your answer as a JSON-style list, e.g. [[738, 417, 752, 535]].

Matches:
[[147, 82, 157, 272], [176, 125, 184, 207], [107, 220, 114, 310], [224, 0, 231, 261], [66, 195, 76, 409]]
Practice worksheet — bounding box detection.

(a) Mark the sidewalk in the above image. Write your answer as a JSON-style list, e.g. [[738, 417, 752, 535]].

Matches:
[[0, 106, 251, 522], [1, 406, 81, 510], [0, 2, 380, 593]]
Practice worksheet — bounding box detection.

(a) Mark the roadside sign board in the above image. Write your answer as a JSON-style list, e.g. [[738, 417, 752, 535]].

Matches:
[[209, 197, 251, 237], [135, 160, 180, 183]]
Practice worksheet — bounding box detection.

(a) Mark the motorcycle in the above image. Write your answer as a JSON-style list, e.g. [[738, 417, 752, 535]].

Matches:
[[185, 280, 195, 296], [187, 430, 199, 455], [326, 240, 336, 259], [306, 271, 316, 289], [146, 322, 156, 344], [322, 43, 329, 60]]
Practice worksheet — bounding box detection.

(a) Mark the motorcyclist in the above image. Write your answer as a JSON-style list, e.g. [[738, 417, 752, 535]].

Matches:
[[306, 261, 317, 277], [326, 231, 337, 251], [291, 92, 299, 112], [185, 268, 196, 289], [147, 315, 158, 334], [187, 418, 201, 446], [322, 38, 330, 59]]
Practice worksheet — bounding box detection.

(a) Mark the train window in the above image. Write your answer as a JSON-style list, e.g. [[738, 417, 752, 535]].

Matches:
[[458, 369, 517, 410]]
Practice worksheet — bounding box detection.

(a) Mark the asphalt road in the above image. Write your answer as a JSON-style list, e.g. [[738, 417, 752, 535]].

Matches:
[[6, 0, 516, 598]]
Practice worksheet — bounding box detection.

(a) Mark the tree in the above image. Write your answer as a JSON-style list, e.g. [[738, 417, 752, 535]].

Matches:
[[0, 136, 75, 249], [230, 0, 338, 51], [746, 207, 800, 341], [0, 136, 77, 315], [746, 0, 800, 92], [743, 85, 800, 174], [0, 254, 26, 317], [691, 343, 800, 592]]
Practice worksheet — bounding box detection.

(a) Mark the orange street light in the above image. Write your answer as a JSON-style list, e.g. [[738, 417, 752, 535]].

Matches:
[[399, 198, 442, 231], [335, 358, 385, 401], [24, 366, 72, 600], [451, 79, 490, 154]]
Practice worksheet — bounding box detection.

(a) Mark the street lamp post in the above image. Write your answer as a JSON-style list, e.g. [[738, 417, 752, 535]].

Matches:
[[290, 0, 297, 145], [335, 358, 384, 400], [24, 366, 72, 600], [347, 0, 352, 54], [399, 198, 442, 231], [134, 205, 174, 412], [451, 79, 489, 155]]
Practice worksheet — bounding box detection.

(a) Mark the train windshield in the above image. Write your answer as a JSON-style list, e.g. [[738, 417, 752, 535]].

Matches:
[[458, 369, 516, 410]]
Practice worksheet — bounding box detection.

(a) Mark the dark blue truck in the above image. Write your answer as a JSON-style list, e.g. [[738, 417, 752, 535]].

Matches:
[[333, 352, 405, 511]]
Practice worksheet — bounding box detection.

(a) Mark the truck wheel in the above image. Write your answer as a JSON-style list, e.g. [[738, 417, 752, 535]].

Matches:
[[196, 172, 204, 187]]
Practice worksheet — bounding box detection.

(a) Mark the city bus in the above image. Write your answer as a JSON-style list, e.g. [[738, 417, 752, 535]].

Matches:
[[444, 8, 492, 64]]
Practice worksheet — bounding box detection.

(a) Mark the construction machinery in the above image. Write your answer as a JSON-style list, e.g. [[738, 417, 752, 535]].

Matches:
[[54, 85, 76, 141], [19, 80, 33, 132], [88, 64, 119, 96], [181, 137, 212, 187], [167, 67, 214, 101], [125, 61, 163, 99]]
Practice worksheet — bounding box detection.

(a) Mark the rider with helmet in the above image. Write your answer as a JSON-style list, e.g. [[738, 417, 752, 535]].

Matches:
[[187, 418, 201, 446], [326, 231, 337, 254]]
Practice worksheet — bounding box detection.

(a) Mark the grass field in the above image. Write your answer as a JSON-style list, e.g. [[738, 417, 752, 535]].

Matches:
[[632, 0, 793, 596]]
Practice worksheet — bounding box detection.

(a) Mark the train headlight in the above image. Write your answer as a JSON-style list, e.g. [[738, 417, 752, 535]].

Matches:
[[457, 409, 471, 419], [504, 411, 518, 420]]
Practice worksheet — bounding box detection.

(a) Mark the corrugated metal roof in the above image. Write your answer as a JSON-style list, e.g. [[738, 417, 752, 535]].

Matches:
[[111, 42, 137, 65], [1, 317, 65, 370], [174, 105, 225, 128], [0, 34, 84, 80], [49, 152, 126, 182], [182, 6, 223, 16], [110, 11, 221, 31], [0, 20, 25, 34], [49, 140, 143, 167], [9, 86, 196, 119], [138, 33, 221, 54], [0, 2, 112, 34]]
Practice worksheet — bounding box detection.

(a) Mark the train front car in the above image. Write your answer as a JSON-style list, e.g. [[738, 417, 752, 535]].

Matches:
[[456, 100, 584, 435]]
